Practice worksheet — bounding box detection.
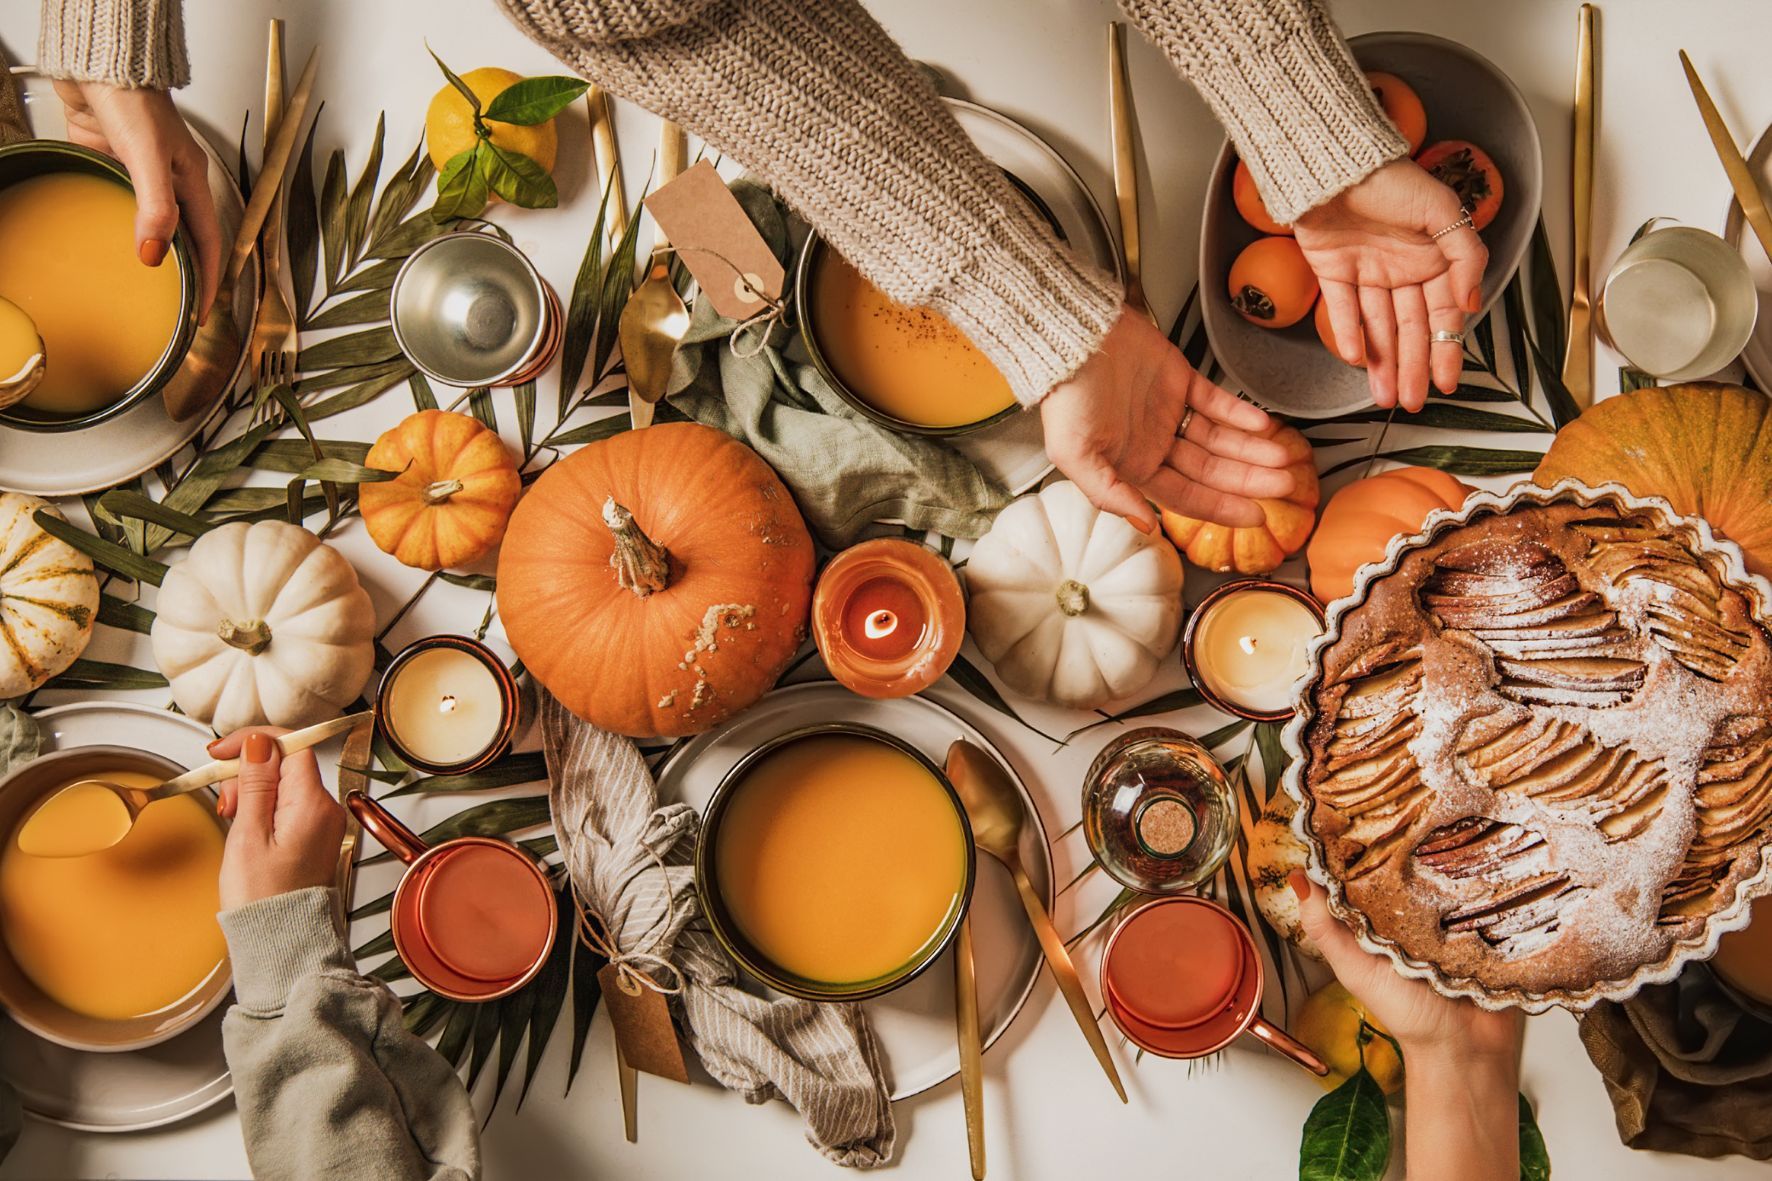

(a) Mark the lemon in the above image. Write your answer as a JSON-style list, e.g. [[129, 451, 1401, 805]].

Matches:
[[1293, 980, 1405, 1095], [424, 67, 559, 177]]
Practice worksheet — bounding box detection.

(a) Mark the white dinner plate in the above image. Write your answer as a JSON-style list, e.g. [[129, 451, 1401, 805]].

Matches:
[[945, 98, 1124, 495], [1724, 121, 1772, 391], [0, 702, 233, 1132], [3, 71, 258, 497], [653, 682, 1053, 1101]]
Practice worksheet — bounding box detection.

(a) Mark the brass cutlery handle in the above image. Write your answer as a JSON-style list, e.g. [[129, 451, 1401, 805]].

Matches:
[[227, 46, 318, 286], [589, 85, 628, 243], [616, 1040, 639, 1143], [1010, 865, 1128, 1103], [1561, 4, 1595, 409], [955, 916, 986, 1180], [1108, 22, 1154, 324], [150, 710, 376, 801]]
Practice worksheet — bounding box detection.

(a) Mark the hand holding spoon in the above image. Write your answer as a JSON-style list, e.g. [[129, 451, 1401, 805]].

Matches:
[[16, 710, 374, 858]]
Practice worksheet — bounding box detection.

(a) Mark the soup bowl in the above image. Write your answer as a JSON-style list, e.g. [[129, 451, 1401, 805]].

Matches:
[[0, 140, 200, 432], [0, 746, 231, 1052], [695, 723, 976, 1001]]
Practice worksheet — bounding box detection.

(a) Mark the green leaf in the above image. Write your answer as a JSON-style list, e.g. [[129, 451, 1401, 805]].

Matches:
[[1471, 310, 1497, 373], [0, 705, 41, 779], [1254, 720, 1289, 801], [386, 751, 548, 798], [943, 653, 1063, 744], [566, 935, 607, 1092], [286, 478, 307, 525], [1320, 445, 1544, 481], [1620, 367, 1657, 393], [359, 797, 553, 866], [320, 148, 348, 293], [410, 371, 439, 412], [297, 358, 412, 398], [367, 137, 433, 253], [344, 113, 386, 266], [435, 995, 477, 1065], [426, 45, 483, 116], [331, 256, 404, 296], [556, 183, 611, 423], [32, 510, 165, 586], [543, 412, 630, 447], [514, 380, 536, 457], [591, 199, 646, 381], [1064, 885, 1136, 951], [299, 326, 401, 372], [52, 658, 169, 691], [370, 210, 456, 260], [518, 886, 577, 1109], [433, 145, 490, 223], [488, 975, 536, 1110], [293, 458, 401, 484], [440, 572, 497, 592], [305, 363, 416, 421], [482, 76, 590, 126], [1299, 1067, 1391, 1181], [400, 991, 450, 1038], [1501, 277, 1534, 409], [468, 388, 497, 430], [1524, 330, 1582, 428], [1064, 686, 1204, 740], [288, 103, 323, 321], [1528, 216, 1567, 370], [465, 998, 502, 1089], [1444, 383, 1521, 403], [304, 289, 392, 332], [1303, 403, 1548, 434], [95, 490, 214, 540], [155, 419, 282, 548], [248, 438, 372, 472], [482, 142, 558, 210], [97, 593, 155, 634], [1198, 717, 1254, 751], [1518, 1093, 1551, 1181]]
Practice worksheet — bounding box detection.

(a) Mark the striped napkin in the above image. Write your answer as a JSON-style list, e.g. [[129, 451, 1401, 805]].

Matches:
[[539, 692, 896, 1167]]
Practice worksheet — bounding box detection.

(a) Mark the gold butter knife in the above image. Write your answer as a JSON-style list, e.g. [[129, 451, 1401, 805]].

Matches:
[[1681, 50, 1772, 267], [1562, 5, 1596, 409], [1107, 23, 1154, 325], [225, 46, 318, 286]]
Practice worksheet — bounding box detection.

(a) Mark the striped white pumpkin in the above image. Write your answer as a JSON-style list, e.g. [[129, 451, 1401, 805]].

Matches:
[[0, 494, 99, 697]]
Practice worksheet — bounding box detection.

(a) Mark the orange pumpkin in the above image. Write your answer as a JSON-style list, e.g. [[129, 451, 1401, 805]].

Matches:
[[1535, 382, 1772, 580], [1162, 422, 1319, 574], [496, 422, 815, 738], [360, 410, 521, 571], [1306, 467, 1472, 602]]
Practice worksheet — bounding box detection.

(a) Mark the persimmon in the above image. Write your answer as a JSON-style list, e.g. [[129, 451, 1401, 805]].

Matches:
[[1313, 297, 1365, 367], [1418, 140, 1504, 230], [1229, 237, 1318, 329], [1366, 71, 1427, 154], [1232, 160, 1292, 235]]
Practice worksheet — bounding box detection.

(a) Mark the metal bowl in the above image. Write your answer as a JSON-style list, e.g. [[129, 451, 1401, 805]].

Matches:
[[0, 142, 199, 432], [695, 722, 976, 1002], [391, 232, 556, 387]]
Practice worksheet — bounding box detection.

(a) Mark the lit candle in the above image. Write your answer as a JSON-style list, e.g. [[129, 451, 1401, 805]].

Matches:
[[812, 539, 964, 698], [1185, 583, 1324, 719], [380, 638, 514, 772], [839, 575, 929, 662]]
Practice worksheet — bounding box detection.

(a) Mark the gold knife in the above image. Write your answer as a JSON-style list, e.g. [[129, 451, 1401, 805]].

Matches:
[[954, 916, 985, 1180], [225, 46, 318, 286], [1107, 23, 1155, 325], [1682, 49, 1772, 266], [1562, 5, 1596, 409]]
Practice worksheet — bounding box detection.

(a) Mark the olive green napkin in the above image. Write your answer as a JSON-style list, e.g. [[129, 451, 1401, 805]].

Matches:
[[1578, 965, 1772, 1159], [0, 44, 30, 146], [665, 178, 1012, 546]]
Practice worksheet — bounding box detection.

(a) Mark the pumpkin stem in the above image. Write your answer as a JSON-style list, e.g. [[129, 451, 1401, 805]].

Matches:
[[603, 498, 671, 597], [1056, 579, 1090, 617], [422, 479, 465, 505], [217, 618, 273, 656]]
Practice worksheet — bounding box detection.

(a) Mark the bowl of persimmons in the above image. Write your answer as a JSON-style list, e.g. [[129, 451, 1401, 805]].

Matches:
[[1199, 31, 1542, 417]]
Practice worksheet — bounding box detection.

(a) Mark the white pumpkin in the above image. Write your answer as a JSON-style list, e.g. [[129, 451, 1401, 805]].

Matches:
[[0, 494, 98, 697], [965, 481, 1183, 709], [151, 521, 376, 733]]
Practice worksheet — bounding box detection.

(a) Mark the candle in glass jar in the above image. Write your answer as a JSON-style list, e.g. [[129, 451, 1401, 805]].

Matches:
[[1189, 587, 1322, 718], [383, 645, 507, 769], [812, 538, 964, 698], [839, 575, 929, 662]]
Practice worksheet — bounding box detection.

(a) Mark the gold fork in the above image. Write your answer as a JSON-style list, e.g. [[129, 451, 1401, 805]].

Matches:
[[248, 19, 300, 422]]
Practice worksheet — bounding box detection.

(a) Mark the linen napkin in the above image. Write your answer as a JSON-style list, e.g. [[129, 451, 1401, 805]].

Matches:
[[539, 690, 896, 1167], [1578, 965, 1772, 1159], [665, 178, 1012, 546], [0, 45, 30, 146]]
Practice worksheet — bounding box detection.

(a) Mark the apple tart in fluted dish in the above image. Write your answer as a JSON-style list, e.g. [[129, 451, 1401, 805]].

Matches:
[[1286, 482, 1772, 1010]]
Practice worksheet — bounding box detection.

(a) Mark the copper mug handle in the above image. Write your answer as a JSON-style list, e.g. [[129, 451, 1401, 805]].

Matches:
[[1247, 1014, 1330, 1076], [346, 791, 429, 865]]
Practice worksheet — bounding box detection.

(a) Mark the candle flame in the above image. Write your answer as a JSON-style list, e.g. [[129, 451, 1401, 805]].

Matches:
[[438, 694, 458, 716], [1239, 635, 1259, 655], [863, 610, 898, 641]]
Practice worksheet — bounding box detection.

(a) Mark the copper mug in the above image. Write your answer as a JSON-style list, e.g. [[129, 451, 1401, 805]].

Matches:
[[347, 792, 557, 1001], [1101, 895, 1328, 1075]]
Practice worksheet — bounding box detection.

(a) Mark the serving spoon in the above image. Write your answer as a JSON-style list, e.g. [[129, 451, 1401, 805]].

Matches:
[[16, 710, 374, 859], [945, 738, 1128, 1103], [617, 120, 691, 428]]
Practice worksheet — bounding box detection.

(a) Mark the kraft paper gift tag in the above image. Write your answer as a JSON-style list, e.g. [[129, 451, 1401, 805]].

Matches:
[[644, 160, 784, 320], [598, 962, 691, 1084]]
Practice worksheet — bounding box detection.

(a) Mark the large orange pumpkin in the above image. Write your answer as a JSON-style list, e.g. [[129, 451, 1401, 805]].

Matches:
[[1535, 382, 1772, 580], [497, 422, 815, 737], [1162, 422, 1319, 574], [1306, 466, 1472, 602], [360, 410, 521, 571]]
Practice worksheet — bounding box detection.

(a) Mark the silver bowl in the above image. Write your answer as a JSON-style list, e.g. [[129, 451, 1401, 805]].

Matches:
[[391, 232, 556, 387]]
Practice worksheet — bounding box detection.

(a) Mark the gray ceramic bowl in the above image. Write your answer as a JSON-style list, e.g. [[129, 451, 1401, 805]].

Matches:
[[1200, 31, 1545, 418], [0, 141, 199, 432]]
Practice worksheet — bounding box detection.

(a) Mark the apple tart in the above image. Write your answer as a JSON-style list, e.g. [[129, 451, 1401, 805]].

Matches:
[[1286, 482, 1772, 1010]]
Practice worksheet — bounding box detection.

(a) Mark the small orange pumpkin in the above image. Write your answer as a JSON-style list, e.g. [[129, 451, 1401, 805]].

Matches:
[[1162, 422, 1319, 574], [1306, 466, 1472, 602], [496, 422, 815, 738], [360, 410, 522, 571], [1535, 382, 1772, 579]]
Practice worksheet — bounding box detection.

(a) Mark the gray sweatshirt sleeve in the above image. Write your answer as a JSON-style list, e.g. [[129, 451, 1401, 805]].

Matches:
[[218, 887, 481, 1181]]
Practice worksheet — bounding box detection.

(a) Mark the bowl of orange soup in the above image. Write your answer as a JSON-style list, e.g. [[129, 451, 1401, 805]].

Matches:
[[796, 237, 1021, 437], [0, 142, 198, 431], [0, 746, 230, 1051], [697, 725, 975, 1000]]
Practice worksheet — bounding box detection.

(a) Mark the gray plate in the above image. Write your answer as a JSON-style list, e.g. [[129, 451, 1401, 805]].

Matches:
[[1199, 32, 1544, 418]]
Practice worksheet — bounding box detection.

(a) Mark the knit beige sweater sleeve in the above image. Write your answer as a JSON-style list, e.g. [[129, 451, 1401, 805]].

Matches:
[[38, 0, 189, 89]]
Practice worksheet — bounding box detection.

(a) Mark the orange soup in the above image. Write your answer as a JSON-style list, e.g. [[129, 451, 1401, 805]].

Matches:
[[1714, 895, 1772, 1007], [0, 771, 226, 1021], [809, 248, 1017, 429], [0, 172, 184, 416], [714, 733, 967, 984]]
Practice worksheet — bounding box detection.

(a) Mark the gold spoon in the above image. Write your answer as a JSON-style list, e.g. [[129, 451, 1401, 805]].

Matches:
[[945, 739, 1128, 1103], [0, 295, 44, 410], [617, 120, 691, 429], [943, 747, 987, 1179], [16, 710, 374, 858]]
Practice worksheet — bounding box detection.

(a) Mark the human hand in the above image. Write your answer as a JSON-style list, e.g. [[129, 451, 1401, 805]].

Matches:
[[212, 729, 348, 911], [1292, 159, 1488, 412], [54, 80, 222, 323], [1041, 306, 1300, 532]]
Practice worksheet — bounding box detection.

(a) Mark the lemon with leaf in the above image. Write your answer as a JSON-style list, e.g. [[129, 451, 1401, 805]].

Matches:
[[1293, 981, 1405, 1095], [424, 50, 589, 221]]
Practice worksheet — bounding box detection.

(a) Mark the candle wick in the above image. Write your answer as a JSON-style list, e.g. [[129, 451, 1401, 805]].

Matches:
[[1239, 636, 1258, 655], [439, 694, 458, 716], [863, 610, 898, 641]]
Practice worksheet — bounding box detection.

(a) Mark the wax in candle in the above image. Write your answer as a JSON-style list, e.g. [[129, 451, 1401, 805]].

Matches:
[[839, 575, 928, 663], [386, 647, 506, 767], [1192, 590, 1320, 715]]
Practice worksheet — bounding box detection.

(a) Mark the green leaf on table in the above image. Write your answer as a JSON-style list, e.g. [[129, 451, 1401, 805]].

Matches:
[[386, 751, 548, 798], [468, 388, 497, 430], [1299, 1066, 1391, 1181], [1528, 216, 1567, 370], [333, 256, 403, 297], [359, 796, 553, 866], [1064, 884, 1136, 951], [155, 419, 282, 547], [95, 490, 213, 541], [555, 178, 612, 419], [1320, 445, 1544, 481], [1518, 1094, 1551, 1181], [410, 371, 439, 412], [305, 289, 393, 332], [514, 379, 537, 456], [943, 653, 1063, 744], [544, 412, 630, 448], [1525, 330, 1583, 428], [433, 145, 490, 223], [371, 210, 457, 260], [305, 362, 416, 421], [519, 888, 578, 1109], [466, 998, 502, 1089], [51, 659, 169, 691], [400, 990, 449, 1038], [288, 103, 323, 321], [297, 358, 412, 398], [435, 995, 477, 1065], [488, 974, 535, 1109], [1254, 720, 1289, 801], [0, 705, 42, 779], [1198, 716, 1254, 752], [299, 326, 402, 372], [440, 572, 497, 592], [32, 510, 166, 586], [482, 142, 558, 210], [1502, 275, 1533, 403], [1620, 366, 1657, 393], [1471, 309, 1497, 373], [367, 137, 432, 253], [426, 44, 483, 115], [293, 458, 401, 485], [97, 593, 155, 634], [1303, 403, 1548, 434], [483, 76, 591, 126], [235, 110, 252, 201], [248, 438, 372, 472], [592, 196, 647, 382], [320, 147, 349, 293], [567, 935, 608, 1092], [1063, 686, 1204, 740], [1444, 383, 1520, 403], [344, 113, 386, 266]]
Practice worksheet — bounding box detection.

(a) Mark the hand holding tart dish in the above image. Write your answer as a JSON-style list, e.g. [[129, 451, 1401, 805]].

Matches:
[[1284, 481, 1772, 1010]]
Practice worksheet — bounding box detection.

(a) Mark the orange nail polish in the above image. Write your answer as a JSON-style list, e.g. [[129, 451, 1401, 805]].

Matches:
[[1288, 870, 1310, 901], [139, 238, 168, 267], [244, 732, 275, 764]]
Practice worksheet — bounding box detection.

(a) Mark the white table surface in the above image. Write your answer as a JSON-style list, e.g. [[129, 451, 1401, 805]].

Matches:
[[1, 0, 1768, 1178]]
